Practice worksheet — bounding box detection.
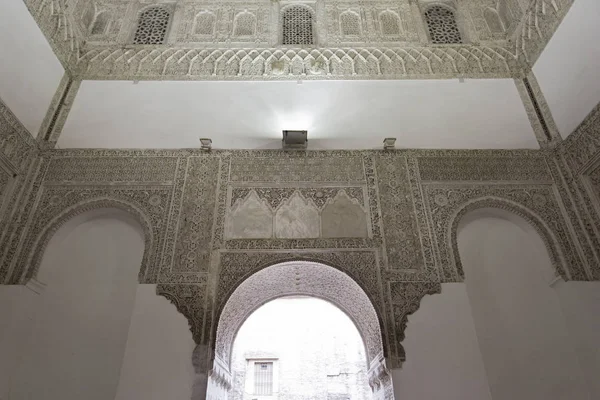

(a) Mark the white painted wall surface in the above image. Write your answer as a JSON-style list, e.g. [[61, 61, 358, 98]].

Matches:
[[458, 211, 590, 400], [0, 286, 38, 400], [553, 281, 600, 398], [6, 210, 144, 400], [533, 0, 600, 137], [0, 0, 64, 135], [115, 284, 196, 400], [60, 79, 538, 150], [392, 283, 492, 400]]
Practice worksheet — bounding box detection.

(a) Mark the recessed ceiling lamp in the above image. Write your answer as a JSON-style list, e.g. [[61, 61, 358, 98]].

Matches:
[[200, 138, 212, 151], [383, 137, 396, 150], [282, 130, 308, 149]]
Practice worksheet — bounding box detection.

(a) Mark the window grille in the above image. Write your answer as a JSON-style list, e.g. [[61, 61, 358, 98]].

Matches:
[[133, 6, 171, 45], [254, 362, 273, 395], [380, 11, 401, 36], [424, 5, 462, 44], [282, 6, 314, 45]]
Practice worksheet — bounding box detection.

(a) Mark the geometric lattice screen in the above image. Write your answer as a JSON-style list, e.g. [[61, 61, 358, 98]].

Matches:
[[133, 6, 171, 44], [424, 5, 462, 44], [282, 6, 314, 45]]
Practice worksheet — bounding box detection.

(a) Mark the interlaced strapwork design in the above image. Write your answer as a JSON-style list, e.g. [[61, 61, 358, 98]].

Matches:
[[424, 5, 462, 44], [133, 7, 171, 45], [282, 6, 314, 45]]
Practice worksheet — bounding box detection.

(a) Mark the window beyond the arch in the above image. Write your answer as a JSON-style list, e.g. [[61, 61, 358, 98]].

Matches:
[[424, 5, 462, 44], [133, 6, 171, 45], [282, 6, 314, 45], [380, 11, 401, 36]]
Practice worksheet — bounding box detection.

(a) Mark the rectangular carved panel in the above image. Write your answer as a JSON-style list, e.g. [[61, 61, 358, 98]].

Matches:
[[417, 156, 552, 182], [375, 156, 424, 270], [225, 187, 369, 239], [171, 156, 221, 273], [45, 157, 178, 183], [229, 154, 365, 183]]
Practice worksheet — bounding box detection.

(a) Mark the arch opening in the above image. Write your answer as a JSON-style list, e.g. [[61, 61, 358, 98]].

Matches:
[[206, 261, 392, 400], [231, 296, 371, 400]]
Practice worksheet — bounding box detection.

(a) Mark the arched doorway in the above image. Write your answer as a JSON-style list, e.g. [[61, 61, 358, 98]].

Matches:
[[203, 261, 392, 400]]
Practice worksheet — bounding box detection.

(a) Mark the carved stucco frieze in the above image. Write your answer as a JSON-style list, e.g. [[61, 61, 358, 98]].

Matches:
[[76, 45, 520, 80], [560, 102, 600, 174]]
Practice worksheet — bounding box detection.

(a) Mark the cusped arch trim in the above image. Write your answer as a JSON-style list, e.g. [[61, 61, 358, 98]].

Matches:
[[448, 196, 570, 281], [214, 261, 384, 370], [21, 197, 154, 284]]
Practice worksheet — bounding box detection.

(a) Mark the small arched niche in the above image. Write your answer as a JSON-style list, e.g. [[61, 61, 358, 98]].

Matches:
[[206, 261, 392, 400], [456, 207, 588, 400], [11, 208, 145, 400]]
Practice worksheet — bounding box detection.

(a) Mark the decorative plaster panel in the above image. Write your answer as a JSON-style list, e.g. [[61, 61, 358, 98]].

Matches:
[[417, 155, 552, 182], [45, 156, 179, 183]]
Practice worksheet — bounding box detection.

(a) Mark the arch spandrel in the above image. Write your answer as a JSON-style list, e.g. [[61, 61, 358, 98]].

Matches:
[[11, 189, 166, 284], [214, 261, 384, 369]]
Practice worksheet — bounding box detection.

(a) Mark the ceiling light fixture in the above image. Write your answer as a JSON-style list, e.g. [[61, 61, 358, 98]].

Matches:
[[383, 138, 396, 150], [200, 138, 212, 151], [282, 130, 308, 149]]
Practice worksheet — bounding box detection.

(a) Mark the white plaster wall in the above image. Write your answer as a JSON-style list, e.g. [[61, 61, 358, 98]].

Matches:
[[60, 79, 538, 150], [553, 281, 600, 398], [0, 0, 64, 135], [114, 284, 196, 400], [0, 285, 38, 399], [5, 210, 144, 400], [392, 283, 492, 400], [533, 0, 600, 137], [458, 212, 590, 400]]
